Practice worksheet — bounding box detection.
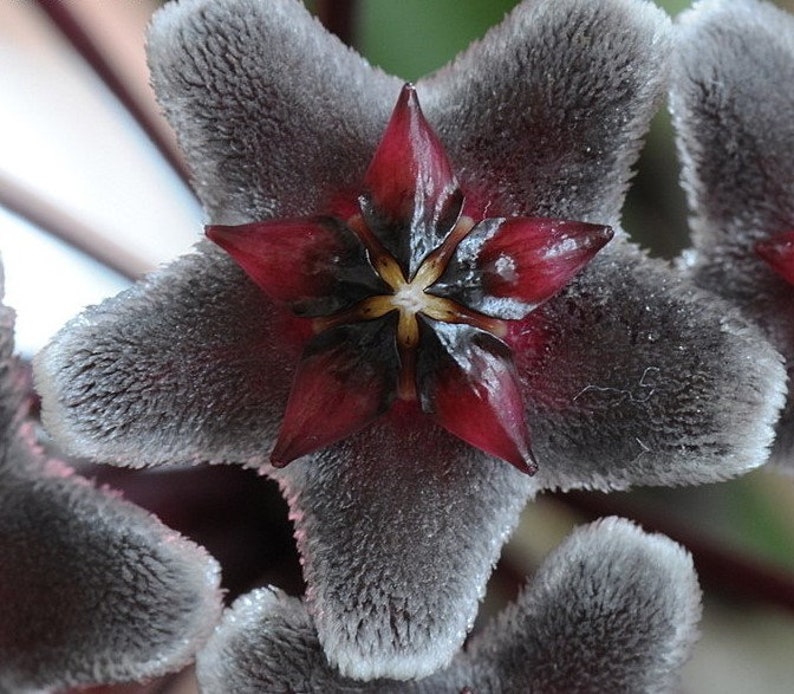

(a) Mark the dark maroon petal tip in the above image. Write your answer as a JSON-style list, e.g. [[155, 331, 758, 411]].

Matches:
[[479, 219, 613, 308], [206, 219, 380, 315], [755, 230, 794, 285], [206, 219, 348, 302], [429, 357, 537, 474], [364, 83, 459, 231], [419, 324, 537, 475], [270, 322, 398, 466]]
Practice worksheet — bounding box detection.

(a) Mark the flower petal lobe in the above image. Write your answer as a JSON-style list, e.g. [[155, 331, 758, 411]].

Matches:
[[270, 420, 532, 681], [34, 245, 295, 468], [465, 517, 701, 692], [419, 0, 672, 224], [1, 272, 222, 691]]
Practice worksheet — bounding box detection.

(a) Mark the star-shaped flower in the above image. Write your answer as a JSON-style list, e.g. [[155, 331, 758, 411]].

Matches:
[[670, 0, 794, 469], [207, 83, 613, 474], [34, 0, 785, 681], [0, 266, 223, 692]]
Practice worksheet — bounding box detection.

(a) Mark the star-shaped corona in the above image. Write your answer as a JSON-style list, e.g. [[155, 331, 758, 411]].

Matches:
[[207, 84, 613, 473]]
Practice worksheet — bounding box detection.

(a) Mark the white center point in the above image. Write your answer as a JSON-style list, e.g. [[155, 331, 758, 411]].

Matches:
[[392, 282, 427, 315]]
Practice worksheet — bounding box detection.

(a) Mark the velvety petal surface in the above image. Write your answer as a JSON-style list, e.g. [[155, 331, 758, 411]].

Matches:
[[196, 588, 373, 694], [268, 422, 533, 681], [518, 239, 786, 491], [149, 0, 669, 228], [34, 243, 294, 467], [671, 0, 794, 465], [0, 281, 222, 691], [0, 441, 222, 692], [147, 0, 401, 225], [462, 517, 701, 693], [195, 518, 700, 693], [420, 0, 672, 226]]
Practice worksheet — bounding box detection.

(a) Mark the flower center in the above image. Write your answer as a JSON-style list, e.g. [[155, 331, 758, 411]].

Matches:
[[392, 282, 427, 315], [313, 212, 506, 400]]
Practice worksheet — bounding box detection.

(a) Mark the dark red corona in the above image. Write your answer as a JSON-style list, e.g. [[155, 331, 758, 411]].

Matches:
[[207, 84, 613, 473]]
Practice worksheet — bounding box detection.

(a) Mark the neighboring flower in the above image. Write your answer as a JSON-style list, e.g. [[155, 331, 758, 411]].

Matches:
[[0, 266, 223, 692], [670, 0, 794, 468], [34, 0, 785, 681], [197, 518, 702, 693], [207, 83, 613, 473]]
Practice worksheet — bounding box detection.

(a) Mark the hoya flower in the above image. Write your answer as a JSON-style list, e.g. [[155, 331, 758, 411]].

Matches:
[[0, 267, 223, 692], [35, 0, 784, 681], [197, 518, 702, 693], [671, 0, 794, 468], [206, 82, 614, 474]]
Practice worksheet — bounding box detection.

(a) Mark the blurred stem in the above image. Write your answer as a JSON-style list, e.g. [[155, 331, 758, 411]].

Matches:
[[0, 173, 146, 280], [34, 0, 192, 188], [316, 0, 357, 46]]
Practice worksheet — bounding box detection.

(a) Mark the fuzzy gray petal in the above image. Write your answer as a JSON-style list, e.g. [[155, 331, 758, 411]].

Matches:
[[195, 518, 700, 693], [34, 243, 293, 467], [523, 240, 786, 491], [464, 517, 701, 693], [0, 444, 223, 692], [196, 588, 473, 693], [420, 0, 672, 226], [671, 0, 794, 466], [195, 588, 404, 693], [148, 0, 671, 231], [1, 291, 222, 691], [147, 0, 401, 225], [268, 418, 533, 682]]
